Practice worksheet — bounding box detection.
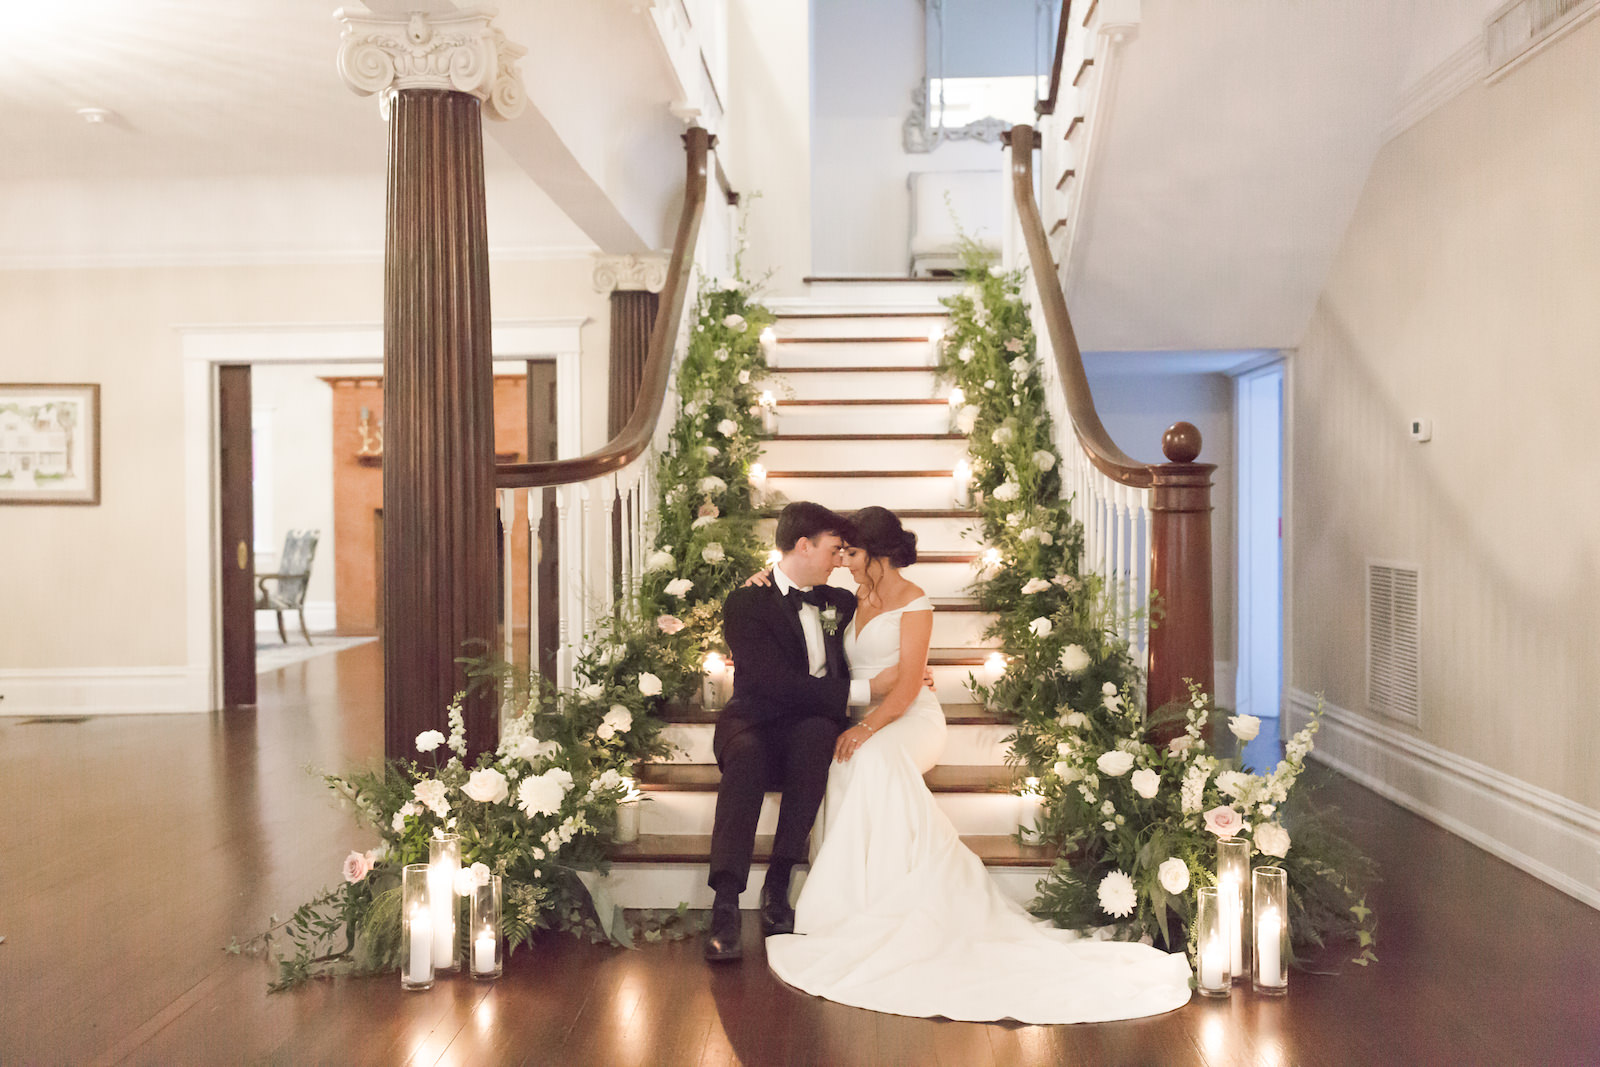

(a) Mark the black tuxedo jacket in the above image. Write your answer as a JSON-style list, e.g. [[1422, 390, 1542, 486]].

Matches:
[[717, 580, 857, 742]]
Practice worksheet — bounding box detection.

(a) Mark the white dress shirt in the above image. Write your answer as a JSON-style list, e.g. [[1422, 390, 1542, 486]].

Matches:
[[772, 563, 871, 706]]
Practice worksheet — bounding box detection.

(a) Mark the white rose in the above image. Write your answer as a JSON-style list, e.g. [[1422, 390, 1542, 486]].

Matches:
[[391, 810, 407, 832], [638, 672, 663, 697], [1020, 527, 1040, 543], [1102, 681, 1119, 697], [958, 345, 974, 363], [1255, 822, 1291, 858], [415, 730, 445, 753], [992, 481, 1020, 502], [991, 425, 1014, 446], [701, 542, 725, 563], [1229, 714, 1261, 742], [644, 549, 675, 572], [1167, 735, 1195, 757], [1010, 356, 1031, 377], [723, 313, 747, 332], [1033, 450, 1056, 471], [1096, 750, 1135, 777], [1157, 857, 1190, 894], [1020, 577, 1050, 594], [702, 445, 720, 459], [1063, 711, 1087, 729], [717, 419, 739, 437], [1059, 644, 1090, 673], [1052, 573, 1077, 589], [1028, 617, 1052, 638], [683, 400, 699, 416], [983, 379, 996, 390], [470, 861, 492, 887], [1038, 530, 1054, 545], [738, 369, 751, 384], [955, 405, 979, 434], [1130, 768, 1160, 799], [596, 723, 615, 741], [664, 578, 693, 597], [462, 768, 510, 805], [603, 705, 633, 734], [699, 475, 727, 494]]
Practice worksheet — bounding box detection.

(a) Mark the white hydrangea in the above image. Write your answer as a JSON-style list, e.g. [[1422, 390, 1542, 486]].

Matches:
[[956, 404, 980, 434], [415, 730, 445, 753], [413, 778, 450, 818], [644, 549, 675, 572], [958, 345, 974, 363], [992, 481, 1020, 501]]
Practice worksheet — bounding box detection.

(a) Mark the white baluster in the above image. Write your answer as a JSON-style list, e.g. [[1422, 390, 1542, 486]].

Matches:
[[499, 489, 515, 662], [578, 481, 596, 658], [601, 473, 617, 618], [527, 487, 541, 678], [555, 486, 572, 688]]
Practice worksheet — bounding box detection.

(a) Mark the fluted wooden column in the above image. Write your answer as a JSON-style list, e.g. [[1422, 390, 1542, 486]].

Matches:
[[337, 9, 527, 761], [1146, 422, 1216, 723]]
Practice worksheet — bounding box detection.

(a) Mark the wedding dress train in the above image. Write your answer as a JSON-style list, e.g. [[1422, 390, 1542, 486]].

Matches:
[[764, 596, 1192, 1023]]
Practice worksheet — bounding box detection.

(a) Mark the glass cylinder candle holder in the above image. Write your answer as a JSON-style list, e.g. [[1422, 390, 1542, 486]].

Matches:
[[1216, 836, 1250, 980], [1016, 777, 1044, 839], [1252, 865, 1289, 995], [1194, 885, 1231, 998], [615, 782, 642, 844], [469, 875, 503, 980], [702, 652, 729, 711], [401, 863, 435, 990], [428, 834, 462, 972]]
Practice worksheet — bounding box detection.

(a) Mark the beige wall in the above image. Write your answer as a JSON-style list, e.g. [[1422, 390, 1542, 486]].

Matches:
[[0, 257, 608, 673], [1290, 18, 1600, 809]]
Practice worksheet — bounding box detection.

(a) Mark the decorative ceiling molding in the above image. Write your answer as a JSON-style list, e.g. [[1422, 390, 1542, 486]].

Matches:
[[592, 253, 670, 294], [1383, 37, 1485, 144], [335, 9, 527, 120]]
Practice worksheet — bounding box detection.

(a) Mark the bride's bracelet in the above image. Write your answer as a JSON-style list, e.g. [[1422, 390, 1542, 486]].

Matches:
[[856, 721, 876, 734]]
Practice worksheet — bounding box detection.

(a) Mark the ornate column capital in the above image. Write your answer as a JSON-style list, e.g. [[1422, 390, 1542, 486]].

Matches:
[[335, 8, 526, 120], [592, 253, 670, 295]]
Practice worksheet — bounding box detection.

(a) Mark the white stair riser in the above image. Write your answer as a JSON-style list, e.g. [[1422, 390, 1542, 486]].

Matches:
[[801, 281, 965, 304], [754, 514, 980, 549], [759, 437, 968, 471], [598, 863, 1038, 909], [773, 405, 951, 435], [773, 315, 948, 340], [770, 369, 944, 401], [659, 721, 1013, 766], [932, 610, 996, 647], [765, 475, 963, 511], [639, 786, 1023, 836], [768, 340, 939, 368]]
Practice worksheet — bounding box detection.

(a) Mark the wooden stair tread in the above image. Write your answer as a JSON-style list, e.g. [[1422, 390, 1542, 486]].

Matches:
[[760, 433, 966, 441], [768, 365, 939, 374], [758, 507, 977, 518], [638, 763, 1020, 793], [803, 276, 955, 284], [928, 649, 989, 666], [656, 701, 1004, 726], [928, 596, 984, 611], [775, 398, 948, 406], [766, 469, 953, 478], [610, 833, 1055, 867], [774, 337, 932, 345], [775, 310, 949, 319]]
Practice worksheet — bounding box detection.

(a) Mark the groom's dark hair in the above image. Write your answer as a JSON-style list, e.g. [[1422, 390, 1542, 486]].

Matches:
[[774, 501, 852, 552]]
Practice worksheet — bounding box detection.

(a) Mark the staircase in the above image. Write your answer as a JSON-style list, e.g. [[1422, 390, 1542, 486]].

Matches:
[[603, 280, 1053, 910]]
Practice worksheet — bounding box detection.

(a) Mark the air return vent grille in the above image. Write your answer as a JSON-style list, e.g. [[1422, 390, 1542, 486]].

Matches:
[[1367, 562, 1421, 725], [1486, 0, 1600, 78]]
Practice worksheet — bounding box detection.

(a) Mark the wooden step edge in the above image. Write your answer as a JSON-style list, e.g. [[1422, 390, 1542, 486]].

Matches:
[[757, 507, 978, 518], [803, 276, 957, 284], [1072, 57, 1094, 87], [1063, 115, 1083, 140], [767, 469, 953, 478], [609, 833, 1057, 867], [654, 702, 1009, 727], [759, 433, 965, 442], [775, 398, 948, 407], [637, 764, 1020, 793], [767, 365, 941, 373], [1054, 167, 1077, 192], [774, 311, 950, 319], [774, 337, 933, 345]]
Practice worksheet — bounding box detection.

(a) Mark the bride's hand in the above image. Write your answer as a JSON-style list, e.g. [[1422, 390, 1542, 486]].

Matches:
[[834, 722, 874, 763], [741, 569, 774, 588]]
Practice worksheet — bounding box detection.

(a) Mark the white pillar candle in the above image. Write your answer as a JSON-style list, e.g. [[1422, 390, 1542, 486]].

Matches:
[[615, 797, 640, 843], [759, 391, 776, 433], [1257, 907, 1283, 987], [1199, 932, 1227, 991], [703, 652, 728, 709], [1017, 779, 1043, 836], [428, 864, 455, 968], [473, 928, 496, 976], [1225, 881, 1245, 977], [927, 326, 944, 356], [749, 462, 767, 490], [982, 652, 1007, 686], [952, 459, 972, 506], [407, 905, 433, 985]]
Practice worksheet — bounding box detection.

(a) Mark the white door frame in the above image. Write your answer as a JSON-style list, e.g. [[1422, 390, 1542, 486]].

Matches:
[[1231, 357, 1285, 721], [178, 319, 586, 712]]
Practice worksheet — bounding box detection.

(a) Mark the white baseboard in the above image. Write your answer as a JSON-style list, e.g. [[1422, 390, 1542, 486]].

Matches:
[[256, 600, 336, 634], [1287, 688, 1600, 911], [0, 666, 210, 716]]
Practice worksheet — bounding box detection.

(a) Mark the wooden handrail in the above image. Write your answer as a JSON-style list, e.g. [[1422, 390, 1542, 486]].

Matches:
[[1035, 0, 1073, 116], [1004, 124, 1150, 488], [495, 127, 712, 489]]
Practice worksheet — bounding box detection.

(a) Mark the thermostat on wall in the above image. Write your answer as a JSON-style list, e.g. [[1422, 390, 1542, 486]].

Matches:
[[1409, 418, 1432, 442]]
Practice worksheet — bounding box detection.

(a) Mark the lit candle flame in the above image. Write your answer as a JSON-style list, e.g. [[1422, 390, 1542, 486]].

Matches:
[[704, 651, 727, 675], [759, 326, 776, 346], [948, 385, 965, 408]]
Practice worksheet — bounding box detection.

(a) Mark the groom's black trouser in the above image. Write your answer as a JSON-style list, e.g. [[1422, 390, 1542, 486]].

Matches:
[[708, 714, 842, 896]]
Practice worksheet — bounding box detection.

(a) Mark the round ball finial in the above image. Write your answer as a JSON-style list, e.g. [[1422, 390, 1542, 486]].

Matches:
[[1162, 421, 1202, 463]]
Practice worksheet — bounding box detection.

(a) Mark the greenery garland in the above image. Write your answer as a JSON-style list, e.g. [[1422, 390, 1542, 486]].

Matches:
[[236, 274, 776, 990], [937, 258, 1376, 965]]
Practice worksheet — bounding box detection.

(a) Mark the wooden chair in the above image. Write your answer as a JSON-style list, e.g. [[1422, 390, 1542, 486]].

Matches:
[[256, 529, 320, 645]]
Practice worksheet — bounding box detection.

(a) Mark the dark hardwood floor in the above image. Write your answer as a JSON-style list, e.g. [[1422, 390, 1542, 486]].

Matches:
[[4, 642, 1598, 1065]]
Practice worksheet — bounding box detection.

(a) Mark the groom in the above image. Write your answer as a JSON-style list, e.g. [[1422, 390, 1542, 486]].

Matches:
[[704, 501, 877, 962]]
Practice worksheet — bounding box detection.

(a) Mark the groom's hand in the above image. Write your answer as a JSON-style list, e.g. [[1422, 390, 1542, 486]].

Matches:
[[868, 665, 937, 699], [741, 569, 774, 589]]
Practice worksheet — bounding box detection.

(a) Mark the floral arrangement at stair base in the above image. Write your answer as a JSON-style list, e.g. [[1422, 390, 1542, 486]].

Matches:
[[238, 275, 778, 989], [938, 260, 1375, 964]]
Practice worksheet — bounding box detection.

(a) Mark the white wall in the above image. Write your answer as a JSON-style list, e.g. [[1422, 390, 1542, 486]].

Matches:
[[1290, 17, 1600, 821], [810, 0, 1005, 275]]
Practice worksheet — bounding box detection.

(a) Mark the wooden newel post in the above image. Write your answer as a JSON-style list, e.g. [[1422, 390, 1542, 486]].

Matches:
[[1146, 421, 1216, 722], [336, 9, 528, 762]]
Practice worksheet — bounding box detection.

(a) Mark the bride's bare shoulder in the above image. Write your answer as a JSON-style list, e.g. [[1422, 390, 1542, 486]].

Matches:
[[895, 582, 930, 610]]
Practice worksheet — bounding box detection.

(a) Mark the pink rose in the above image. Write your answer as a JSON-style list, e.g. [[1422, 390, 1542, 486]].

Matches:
[[657, 614, 685, 635], [341, 849, 374, 884], [1203, 805, 1244, 838]]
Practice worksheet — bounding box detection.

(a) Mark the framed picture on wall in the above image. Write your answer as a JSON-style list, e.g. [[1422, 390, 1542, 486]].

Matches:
[[0, 383, 101, 506]]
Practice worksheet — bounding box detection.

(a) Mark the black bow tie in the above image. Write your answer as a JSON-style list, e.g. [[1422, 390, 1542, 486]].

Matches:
[[785, 586, 829, 611]]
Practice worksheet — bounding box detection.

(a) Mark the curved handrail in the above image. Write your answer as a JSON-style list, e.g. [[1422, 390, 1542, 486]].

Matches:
[[496, 126, 712, 489], [1005, 124, 1152, 488], [1035, 1, 1073, 116]]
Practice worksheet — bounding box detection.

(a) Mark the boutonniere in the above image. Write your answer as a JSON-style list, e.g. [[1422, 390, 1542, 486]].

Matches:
[[819, 604, 840, 636]]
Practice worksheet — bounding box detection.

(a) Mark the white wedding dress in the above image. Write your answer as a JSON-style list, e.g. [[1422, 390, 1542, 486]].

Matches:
[[764, 596, 1193, 1024]]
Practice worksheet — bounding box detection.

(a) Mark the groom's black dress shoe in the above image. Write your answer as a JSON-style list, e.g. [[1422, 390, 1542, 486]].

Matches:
[[704, 900, 743, 962], [760, 880, 796, 936]]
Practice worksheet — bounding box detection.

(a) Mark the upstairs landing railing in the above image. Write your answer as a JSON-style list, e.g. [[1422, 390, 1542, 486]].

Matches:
[[1004, 123, 1216, 717], [493, 128, 716, 687]]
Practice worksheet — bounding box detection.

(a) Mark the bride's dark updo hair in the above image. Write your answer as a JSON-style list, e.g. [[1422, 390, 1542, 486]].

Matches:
[[849, 506, 917, 568]]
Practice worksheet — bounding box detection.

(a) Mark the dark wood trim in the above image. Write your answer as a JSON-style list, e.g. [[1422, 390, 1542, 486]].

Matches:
[[1063, 114, 1084, 140], [1072, 57, 1094, 87], [1083, 0, 1098, 25], [1035, 0, 1073, 116], [766, 469, 953, 478], [775, 335, 931, 344], [1048, 217, 1068, 236], [775, 398, 947, 407], [801, 275, 954, 284], [774, 310, 949, 319], [1054, 167, 1077, 191], [762, 433, 965, 441], [496, 128, 711, 490], [713, 152, 738, 206]]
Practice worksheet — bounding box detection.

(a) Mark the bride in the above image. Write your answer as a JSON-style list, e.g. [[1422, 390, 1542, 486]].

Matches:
[[761, 506, 1193, 1024]]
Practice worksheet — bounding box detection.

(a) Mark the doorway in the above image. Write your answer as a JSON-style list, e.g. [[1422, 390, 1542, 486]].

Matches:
[[1234, 361, 1283, 741]]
